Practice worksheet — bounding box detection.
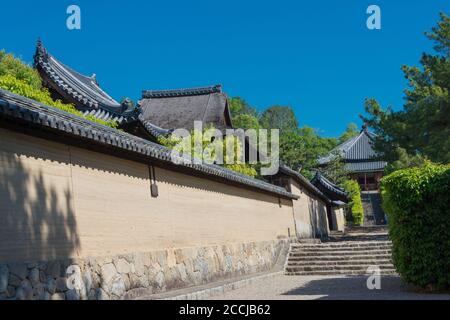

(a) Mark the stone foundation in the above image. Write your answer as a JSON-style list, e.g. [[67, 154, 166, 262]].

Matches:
[[0, 239, 289, 300]]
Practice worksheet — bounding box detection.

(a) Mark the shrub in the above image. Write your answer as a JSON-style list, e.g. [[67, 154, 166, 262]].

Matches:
[[0, 51, 118, 129], [0, 51, 42, 90], [341, 179, 364, 226], [158, 127, 258, 178], [381, 162, 450, 289]]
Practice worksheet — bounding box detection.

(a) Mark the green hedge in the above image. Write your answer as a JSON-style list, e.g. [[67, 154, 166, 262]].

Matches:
[[381, 163, 450, 289], [341, 179, 364, 226]]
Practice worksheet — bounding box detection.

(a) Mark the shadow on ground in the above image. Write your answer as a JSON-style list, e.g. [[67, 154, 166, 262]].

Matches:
[[281, 276, 450, 300]]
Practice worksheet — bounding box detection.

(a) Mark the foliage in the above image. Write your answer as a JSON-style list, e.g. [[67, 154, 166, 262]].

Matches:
[[285, 126, 337, 179], [362, 13, 450, 165], [319, 153, 349, 185], [341, 179, 364, 226], [227, 96, 349, 179], [0, 74, 118, 129], [338, 122, 359, 144], [259, 106, 298, 134], [229, 97, 258, 117], [384, 147, 427, 174], [158, 126, 257, 178], [0, 51, 42, 90], [381, 162, 450, 289], [232, 113, 260, 130]]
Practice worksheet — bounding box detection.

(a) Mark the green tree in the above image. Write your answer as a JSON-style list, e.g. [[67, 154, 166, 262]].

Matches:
[[232, 113, 260, 130], [362, 13, 450, 165], [259, 106, 298, 134], [228, 97, 258, 117], [279, 126, 337, 179], [338, 123, 359, 144], [319, 153, 349, 185]]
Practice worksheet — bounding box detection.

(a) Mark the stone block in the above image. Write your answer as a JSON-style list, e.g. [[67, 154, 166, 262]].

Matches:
[[114, 258, 131, 274], [46, 261, 61, 278], [0, 265, 8, 293], [8, 263, 28, 280], [100, 263, 117, 287]]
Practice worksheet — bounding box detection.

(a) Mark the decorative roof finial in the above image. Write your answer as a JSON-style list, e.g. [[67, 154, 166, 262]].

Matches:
[[361, 123, 368, 133], [34, 38, 48, 64], [91, 73, 98, 85]]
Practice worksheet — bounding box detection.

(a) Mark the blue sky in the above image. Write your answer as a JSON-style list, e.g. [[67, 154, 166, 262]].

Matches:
[[1, 1, 448, 137]]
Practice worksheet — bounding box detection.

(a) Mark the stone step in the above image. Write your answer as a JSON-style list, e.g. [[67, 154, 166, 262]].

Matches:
[[291, 241, 392, 248], [289, 250, 392, 257], [286, 259, 393, 267], [287, 254, 392, 262], [285, 269, 397, 276], [291, 245, 392, 253], [285, 264, 395, 272]]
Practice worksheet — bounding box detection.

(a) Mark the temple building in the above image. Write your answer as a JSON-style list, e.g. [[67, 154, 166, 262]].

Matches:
[[318, 128, 387, 191]]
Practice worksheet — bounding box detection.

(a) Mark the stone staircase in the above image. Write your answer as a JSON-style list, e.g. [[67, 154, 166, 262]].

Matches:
[[285, 227, 396, 276], [361, 192, 386, 226]]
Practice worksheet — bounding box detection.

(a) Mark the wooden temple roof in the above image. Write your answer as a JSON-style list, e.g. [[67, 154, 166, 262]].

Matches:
[[318, 128, 387, 173], [34, 40, 140, 125]]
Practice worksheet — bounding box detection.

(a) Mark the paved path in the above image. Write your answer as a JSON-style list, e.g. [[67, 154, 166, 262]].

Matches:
[[210, 274, 450, 300]]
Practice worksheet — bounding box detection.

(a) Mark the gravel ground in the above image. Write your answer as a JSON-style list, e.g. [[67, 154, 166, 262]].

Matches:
[[210, 274, 450, 300]]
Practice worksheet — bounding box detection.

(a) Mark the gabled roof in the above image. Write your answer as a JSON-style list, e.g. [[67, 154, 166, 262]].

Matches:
[[139, 85, 233, 131], [0, 88, 298, 200], [311, 172, 349, 203], [318, 128, 386, 169], [34, 40, 139, 124]]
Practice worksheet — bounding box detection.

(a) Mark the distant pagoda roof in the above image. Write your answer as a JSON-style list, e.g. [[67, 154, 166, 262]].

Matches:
[[139, 84, 233, 131], [318, 128, 387, 173], [34, 40, 139, 124], [310, 172, 349, 203]]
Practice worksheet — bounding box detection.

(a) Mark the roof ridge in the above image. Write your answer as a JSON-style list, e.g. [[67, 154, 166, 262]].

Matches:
[[142, 85, 222, 99]]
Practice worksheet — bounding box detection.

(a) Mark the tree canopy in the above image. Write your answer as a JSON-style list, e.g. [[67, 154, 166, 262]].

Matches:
[[362, 13, 450, 166], [227, 97, 352, 180]]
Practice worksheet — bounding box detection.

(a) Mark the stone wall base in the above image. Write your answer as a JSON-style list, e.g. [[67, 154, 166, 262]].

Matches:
[[0, 239, 290, 300]]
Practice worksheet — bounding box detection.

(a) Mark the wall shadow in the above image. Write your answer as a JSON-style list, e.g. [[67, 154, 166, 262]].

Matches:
[[0, 150, 80, 263]]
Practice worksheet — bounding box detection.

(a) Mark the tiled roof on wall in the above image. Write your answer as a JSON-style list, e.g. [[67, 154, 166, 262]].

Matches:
[[278, 165, 332, 204], [0, 89, 298, 200], [311, 172, 349, 202]]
